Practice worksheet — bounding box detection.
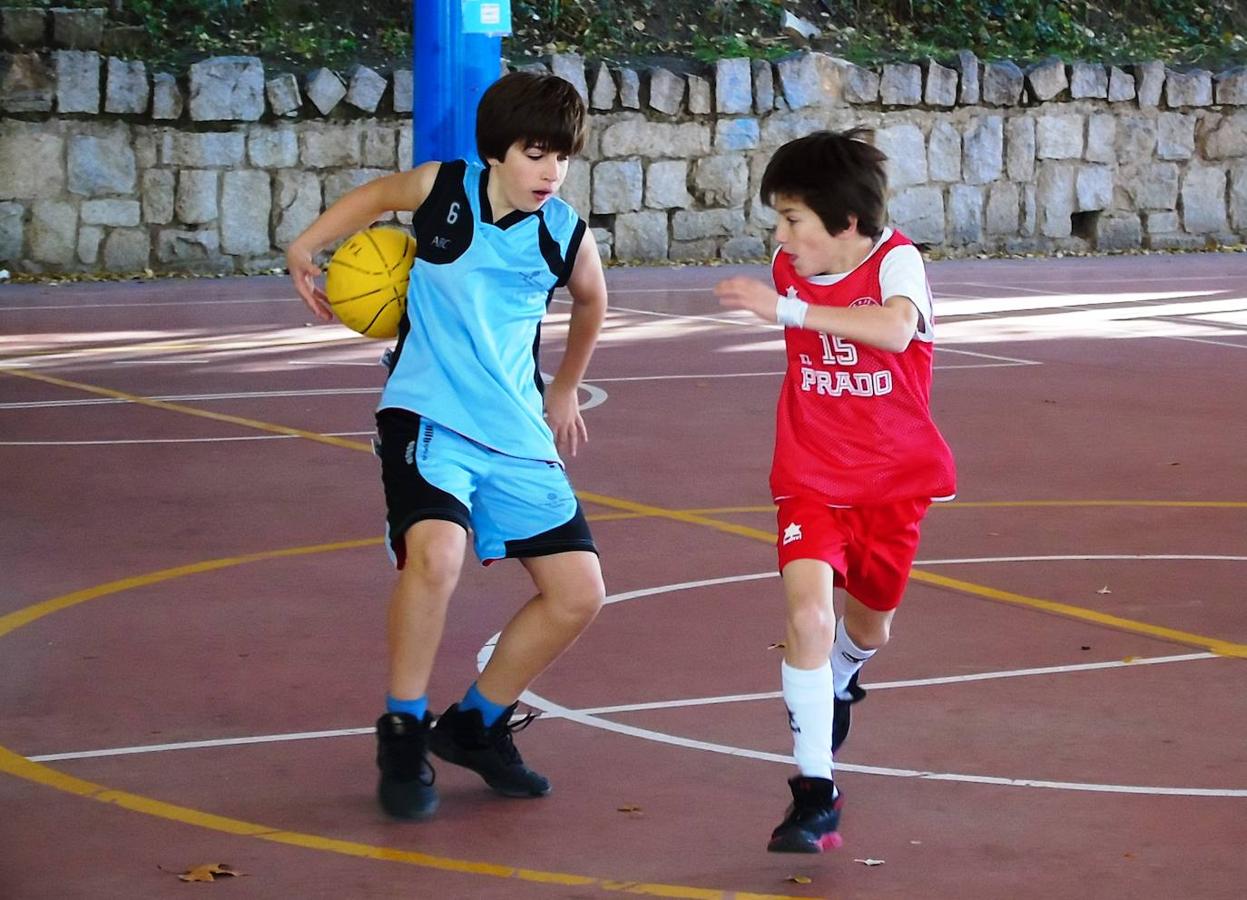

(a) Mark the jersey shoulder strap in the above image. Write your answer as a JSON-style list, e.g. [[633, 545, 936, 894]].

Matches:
[[411, 159, 472, 266]]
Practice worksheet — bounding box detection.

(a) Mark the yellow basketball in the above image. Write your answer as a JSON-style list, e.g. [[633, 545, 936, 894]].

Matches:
[[324, 227, 417, 339]]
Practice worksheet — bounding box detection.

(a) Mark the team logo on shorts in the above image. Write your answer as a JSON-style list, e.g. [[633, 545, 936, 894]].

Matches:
[[782, 522, 802, 545]]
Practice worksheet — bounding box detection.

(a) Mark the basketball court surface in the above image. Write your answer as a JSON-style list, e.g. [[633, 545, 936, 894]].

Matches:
[[2, 251, 1245, 899]]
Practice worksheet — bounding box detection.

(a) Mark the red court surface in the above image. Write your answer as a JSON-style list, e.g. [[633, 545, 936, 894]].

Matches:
[[2, 252, 1245, 899]]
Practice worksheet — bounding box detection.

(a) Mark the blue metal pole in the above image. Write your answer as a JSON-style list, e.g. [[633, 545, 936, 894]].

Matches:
[[412, 1, 510, 166]]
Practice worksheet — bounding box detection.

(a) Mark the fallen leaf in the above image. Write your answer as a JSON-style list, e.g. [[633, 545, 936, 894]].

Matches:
[[785, 874, 812, 884], [853, 858, 885, 866], [178, 863, 245, 882], [1097, 586, 1112, 594], [767, 641, 786, 650], [1080, 645, 1092, 651], [616, 805, 642, 813], [1122, 655, 1138, 663]]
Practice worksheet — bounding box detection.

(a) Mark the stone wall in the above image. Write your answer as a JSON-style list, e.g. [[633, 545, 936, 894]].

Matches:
[[2, 34, 1245, 273]]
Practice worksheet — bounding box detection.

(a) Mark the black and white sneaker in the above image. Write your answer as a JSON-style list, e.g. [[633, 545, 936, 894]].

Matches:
[[831, 671, 867, 753], [429, 703, 550, 797], [375, 712, 438, 819], [767, 776, 844, 853]]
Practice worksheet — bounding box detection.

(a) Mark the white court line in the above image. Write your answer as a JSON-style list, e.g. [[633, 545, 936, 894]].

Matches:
[[24, 559, 1246, 795], [0, 297, 302, 311], [1159, 335, 1247, 350], [22, 652, 1217, 765]]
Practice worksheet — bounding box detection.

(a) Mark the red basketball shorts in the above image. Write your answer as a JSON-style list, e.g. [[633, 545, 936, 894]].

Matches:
[[775, 496, 933, 611]]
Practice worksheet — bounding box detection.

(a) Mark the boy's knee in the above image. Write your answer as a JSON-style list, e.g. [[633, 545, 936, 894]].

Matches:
[[787, 595, 836, 642], [547, 569, 605, 624], [847, 618, 891, 650], [402, 534, 463, 591]]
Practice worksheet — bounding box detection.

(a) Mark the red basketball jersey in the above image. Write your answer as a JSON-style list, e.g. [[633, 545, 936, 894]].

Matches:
[[769, 229, 957, 506]]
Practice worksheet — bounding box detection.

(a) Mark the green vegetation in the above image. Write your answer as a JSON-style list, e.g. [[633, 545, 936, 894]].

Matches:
[[16, 1, 1247, 70]]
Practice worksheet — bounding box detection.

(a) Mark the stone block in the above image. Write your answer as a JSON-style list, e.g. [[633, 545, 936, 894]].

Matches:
[[1165, 68, 1213, 107], [955, 50, 980, 105], [176, 169, 218, 224], [189, 56, 264, 121], [346, 65, 386, 113], [391, 68, 411, 112], [1026, 58, 1067, 101], [1, 52, 53, 112], [591, 159, 643, 214], [151, 72, 183, 120], [68, 131, 136, 196], [1, 9, 47, 48], [693, 154, 747, 207], [590, 63, 615, 111], [305, 67, 346, 116], [1069, 62, 1107, 99], [54, 50, 99, 113], [715, 58, 752, 114], [51, 7, 104, 49], [550, 53, 587, 101], [776, 52, 844, 109], [105, 57, 149, 115], [880, 63, 921, 106], [614, 210, 668, 260], [648, 67, 684, 115], [645, 159, 691, 210], [982, 60, 1024, 106], [843, 64, 879, 104], [1215, 67, 1247, 105], [266, 73, 301, 117], [1108, 66, 1135, 102], [924, 60, 957, 107]]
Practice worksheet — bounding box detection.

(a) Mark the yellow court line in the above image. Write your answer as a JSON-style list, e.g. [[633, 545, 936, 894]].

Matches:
[[3, 367, 1245, 894], [3, 369, 370, 453], [0, 545, 812, 900], [6, 366, 1244, 657]]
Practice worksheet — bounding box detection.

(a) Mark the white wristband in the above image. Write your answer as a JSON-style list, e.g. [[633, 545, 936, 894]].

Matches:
[[775, 293, 809, 329]]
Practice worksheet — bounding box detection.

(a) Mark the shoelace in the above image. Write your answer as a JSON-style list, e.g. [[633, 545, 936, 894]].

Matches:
[[488, 710, 538, 765]]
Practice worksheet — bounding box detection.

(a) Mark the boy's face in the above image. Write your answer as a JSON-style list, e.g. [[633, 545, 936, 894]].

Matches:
[[488, 141, 570, 213], [771, 193, 857, 277]]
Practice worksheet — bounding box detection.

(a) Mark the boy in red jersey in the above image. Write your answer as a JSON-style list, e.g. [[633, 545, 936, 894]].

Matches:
[[714, 129, 956, 853]]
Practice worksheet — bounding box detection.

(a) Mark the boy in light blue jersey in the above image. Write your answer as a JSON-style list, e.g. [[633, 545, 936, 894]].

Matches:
[[287, 72, 608, 820]]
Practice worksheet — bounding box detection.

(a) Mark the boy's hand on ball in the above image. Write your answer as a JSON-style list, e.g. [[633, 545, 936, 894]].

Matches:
[[286, 245, 331, 321], [715, 276, 779, 323]]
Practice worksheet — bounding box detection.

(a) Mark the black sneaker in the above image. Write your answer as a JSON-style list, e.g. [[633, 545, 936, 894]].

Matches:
[[375, 712, 438, 819], [767, 776, 844, 853], [831, 671, 867, 753], [429, 703, 551, 798]]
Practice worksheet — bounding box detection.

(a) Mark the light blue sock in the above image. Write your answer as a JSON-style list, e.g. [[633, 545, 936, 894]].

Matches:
[[460, 682, 508, 727], [386, 694, 428, 720]]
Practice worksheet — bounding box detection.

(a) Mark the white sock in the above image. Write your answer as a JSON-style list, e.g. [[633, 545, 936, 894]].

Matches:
[[831, 619, 876, 699], [781, 660, 834, 779]]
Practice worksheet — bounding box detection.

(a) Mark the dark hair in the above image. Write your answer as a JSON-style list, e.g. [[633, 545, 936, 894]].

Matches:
[[759, 128, 888, 238], [476, 72, 587, 164]]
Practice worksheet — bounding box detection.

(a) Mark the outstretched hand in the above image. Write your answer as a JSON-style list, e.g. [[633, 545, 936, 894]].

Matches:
[[286, 244, 332, 321], [714, 276, 779, 324]]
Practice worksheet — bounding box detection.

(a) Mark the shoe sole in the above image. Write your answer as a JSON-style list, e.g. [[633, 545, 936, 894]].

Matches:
[[428, 739, 551, 798], [767, 830, 843, 853]]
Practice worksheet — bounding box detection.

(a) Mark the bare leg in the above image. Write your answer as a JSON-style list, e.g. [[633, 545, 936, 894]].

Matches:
[[781, 558, 838, 667], [475, 550, 604, 704], [841, 592, 895, 650], [386, 520, 468, 699]]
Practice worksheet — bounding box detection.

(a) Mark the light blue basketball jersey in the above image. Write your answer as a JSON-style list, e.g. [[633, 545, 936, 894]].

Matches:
[[378, 160, 586, 462]]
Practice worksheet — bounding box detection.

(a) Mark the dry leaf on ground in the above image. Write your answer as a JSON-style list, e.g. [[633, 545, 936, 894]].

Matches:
[[178, 863, 246, 882]]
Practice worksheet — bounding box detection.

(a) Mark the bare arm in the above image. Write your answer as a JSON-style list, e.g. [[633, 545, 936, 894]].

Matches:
[[714, 275, 918, 352], [545, 229, 608, 457], [286, 164, 438, 320]]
